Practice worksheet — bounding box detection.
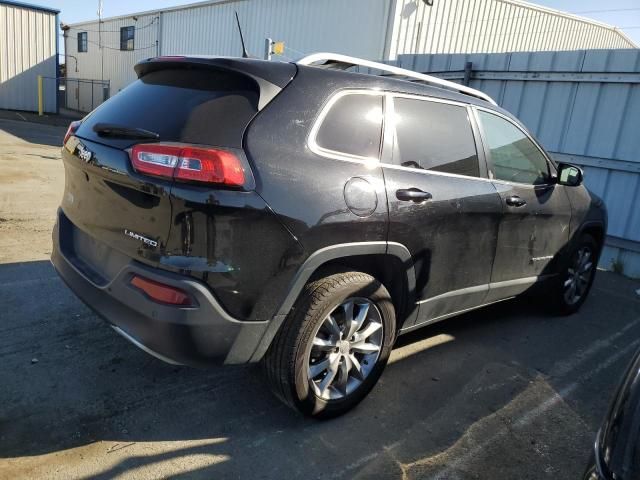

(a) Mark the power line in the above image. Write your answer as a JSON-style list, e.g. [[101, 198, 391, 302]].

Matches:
[[572, 8, 640, 14], [63, 17, 159, 33], [86, 38, 157, 51]]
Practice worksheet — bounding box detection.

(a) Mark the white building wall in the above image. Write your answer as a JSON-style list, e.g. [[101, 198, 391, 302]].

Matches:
[[386, 0, 636, 58], [64, 0, 392, 108], [63, 11, 160, 108], [64, 0, 637, 112], [0, 2, 57, 112]]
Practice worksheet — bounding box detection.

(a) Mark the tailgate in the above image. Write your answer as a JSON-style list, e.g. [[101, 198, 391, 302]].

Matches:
[[60, 137, 173, 268]]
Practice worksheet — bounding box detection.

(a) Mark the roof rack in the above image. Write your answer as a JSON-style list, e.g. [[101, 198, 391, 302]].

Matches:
[[297, 52, 497, 106]]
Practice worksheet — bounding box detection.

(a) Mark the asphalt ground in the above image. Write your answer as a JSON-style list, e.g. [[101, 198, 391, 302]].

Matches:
[[1, 117, 639, 479]]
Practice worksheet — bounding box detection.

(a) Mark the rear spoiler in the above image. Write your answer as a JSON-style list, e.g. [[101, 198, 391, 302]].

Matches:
[[134, 56, 297, 110]]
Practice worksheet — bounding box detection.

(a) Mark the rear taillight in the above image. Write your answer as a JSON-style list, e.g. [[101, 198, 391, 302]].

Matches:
[[130, 144, 245, 186], [63, 120, 81, 146], [130, 275, 194, 306]]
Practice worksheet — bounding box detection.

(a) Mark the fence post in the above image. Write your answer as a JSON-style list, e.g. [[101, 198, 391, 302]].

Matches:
[[463, 61, 473, 86], [37, 75, 44, 116]]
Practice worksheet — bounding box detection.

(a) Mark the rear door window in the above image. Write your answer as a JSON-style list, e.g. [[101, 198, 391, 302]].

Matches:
[[314, 92, 383, 159], [392, 97, 480, 178], [76, 68, 260, 149]]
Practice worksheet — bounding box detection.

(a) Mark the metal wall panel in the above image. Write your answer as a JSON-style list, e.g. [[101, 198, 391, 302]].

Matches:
[[0, 2, 57, 112], [161, 0, 389, 59], [397, 49, 640, 278], [65, 0, 392, 108], [387, 0, 637, 58]]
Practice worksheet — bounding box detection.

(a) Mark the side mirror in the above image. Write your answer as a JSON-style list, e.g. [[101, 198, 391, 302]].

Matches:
[[557, 163, 583, 187]]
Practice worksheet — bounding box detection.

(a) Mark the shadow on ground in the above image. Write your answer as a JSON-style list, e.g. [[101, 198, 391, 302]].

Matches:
[[1, 260, 639, 479], [0, 116, 66, 147]]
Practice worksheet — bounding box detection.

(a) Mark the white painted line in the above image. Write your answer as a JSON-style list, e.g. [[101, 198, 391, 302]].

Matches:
[[333, 318, 640, 479], [550, 319, 639, 377], [0, 276, 60, 288], [432, 336, 640, 480]]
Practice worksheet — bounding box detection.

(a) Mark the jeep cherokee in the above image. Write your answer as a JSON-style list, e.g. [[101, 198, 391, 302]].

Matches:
[[51, 53, 607, 417]]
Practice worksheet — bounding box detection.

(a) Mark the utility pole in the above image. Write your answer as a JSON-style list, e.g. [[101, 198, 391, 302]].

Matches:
[[97, 0, 103, 83], [264, 38, 272, 60]]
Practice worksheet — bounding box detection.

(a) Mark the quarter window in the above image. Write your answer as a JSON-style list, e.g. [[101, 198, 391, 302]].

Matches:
[[120, 26, 135, 51], [77, 32, 88, 53], [315, 93, 383, 159], [392, 97, 480, 177], [477, 111, 550, 185]]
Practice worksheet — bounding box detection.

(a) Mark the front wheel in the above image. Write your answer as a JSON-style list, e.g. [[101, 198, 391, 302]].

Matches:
[[551, 233, 599, 315], [263, 271, 396, 418]]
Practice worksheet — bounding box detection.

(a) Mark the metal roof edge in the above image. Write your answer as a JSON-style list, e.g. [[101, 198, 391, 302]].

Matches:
[[497, 0, 626, 31], [64, 0, 240, 27], [0, 0, 59, 14], [611, 28, 640, 49]]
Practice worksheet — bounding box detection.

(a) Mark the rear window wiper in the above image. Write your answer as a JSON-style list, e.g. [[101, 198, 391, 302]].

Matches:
[[93, 123, 160, 140]]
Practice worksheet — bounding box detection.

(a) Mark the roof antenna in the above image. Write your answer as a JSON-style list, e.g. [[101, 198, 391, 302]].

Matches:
[[235, 11, 250, 58]]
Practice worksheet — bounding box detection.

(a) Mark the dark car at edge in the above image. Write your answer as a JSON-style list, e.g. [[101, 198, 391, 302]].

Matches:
[[51, 53, 607, 417], [585, 348, 640, 480]]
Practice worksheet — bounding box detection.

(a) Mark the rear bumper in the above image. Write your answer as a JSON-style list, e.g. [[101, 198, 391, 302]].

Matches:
[[51, 210, 270, 366]]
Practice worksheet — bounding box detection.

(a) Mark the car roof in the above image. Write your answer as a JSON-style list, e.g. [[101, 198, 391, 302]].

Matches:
[[294, 63, 516, 115], [135, 55, 517, 122]]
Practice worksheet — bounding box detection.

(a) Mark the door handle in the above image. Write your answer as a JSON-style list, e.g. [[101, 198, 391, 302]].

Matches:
[[505, 195, 527, 207], [396, 188, 432, 202]]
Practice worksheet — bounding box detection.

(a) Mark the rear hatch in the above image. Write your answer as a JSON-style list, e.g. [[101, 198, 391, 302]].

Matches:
[[60, 57, 295, 271]]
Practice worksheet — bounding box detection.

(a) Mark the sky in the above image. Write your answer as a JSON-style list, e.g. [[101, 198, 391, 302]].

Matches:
[[41, 0, 640, 48]]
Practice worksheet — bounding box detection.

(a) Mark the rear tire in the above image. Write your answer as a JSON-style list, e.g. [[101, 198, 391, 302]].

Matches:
[[550, 233, 599, 315], [263, 271, 396, 418]]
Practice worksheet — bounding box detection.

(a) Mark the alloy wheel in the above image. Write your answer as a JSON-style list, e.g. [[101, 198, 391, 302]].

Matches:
[[564, 246, 594, 305], [307, 297, 383, 401]]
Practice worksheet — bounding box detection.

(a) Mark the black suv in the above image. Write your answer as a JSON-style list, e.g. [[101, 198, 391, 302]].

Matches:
[[52, 54, 606, 417]]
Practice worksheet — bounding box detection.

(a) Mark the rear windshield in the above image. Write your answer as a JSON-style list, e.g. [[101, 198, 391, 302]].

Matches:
[[76, 68, 260, 149]]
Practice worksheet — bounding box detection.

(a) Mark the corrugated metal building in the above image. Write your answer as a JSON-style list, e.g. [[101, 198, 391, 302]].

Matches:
[[64, 0, 636, 109], [394, 49, 640, 278], [387, 0, 636, 57], [0, 0, 59, 113]]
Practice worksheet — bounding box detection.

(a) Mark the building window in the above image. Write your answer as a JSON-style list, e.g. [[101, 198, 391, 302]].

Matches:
[[120, 26, 135, 51], [77, 32, 88, 53]]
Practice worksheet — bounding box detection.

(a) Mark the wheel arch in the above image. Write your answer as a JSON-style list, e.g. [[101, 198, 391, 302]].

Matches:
[[249, 242, 416, 362], [579, 221, 605, 248]]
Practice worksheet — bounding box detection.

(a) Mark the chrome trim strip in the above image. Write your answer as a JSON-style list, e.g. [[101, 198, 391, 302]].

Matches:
[[416, 284, 489, 305], [379, 159, 496, 183], [415, 275, 549, 305], [308, 89, 385, 166], [111, 325, 184, 365], [489, 276, 540, 289], [400, 297, 516, 334], [307, 90, 498, 183]]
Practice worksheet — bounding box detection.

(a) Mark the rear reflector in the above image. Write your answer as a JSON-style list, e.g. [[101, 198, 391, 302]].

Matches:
[[63, 120, 81, 146], [130, 144, 245, 186], [130, 275, 193, 306]]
